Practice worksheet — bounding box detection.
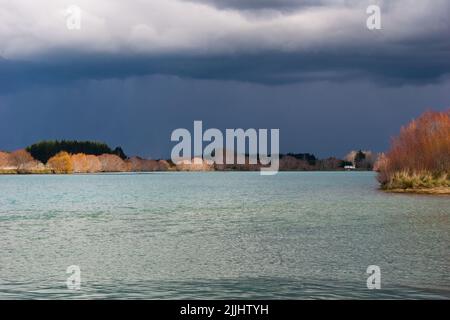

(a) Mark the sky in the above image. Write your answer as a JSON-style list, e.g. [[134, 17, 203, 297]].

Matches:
[[0, 0, 449, 159]]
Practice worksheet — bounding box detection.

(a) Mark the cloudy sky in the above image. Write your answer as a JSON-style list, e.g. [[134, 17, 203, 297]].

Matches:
[[0, 0, 449, 158]]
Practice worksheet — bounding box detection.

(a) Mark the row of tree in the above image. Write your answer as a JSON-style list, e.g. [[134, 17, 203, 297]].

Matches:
[[1, 140, 380, 173], [0, 150, 170, 174], [26, 140, 127, 163]]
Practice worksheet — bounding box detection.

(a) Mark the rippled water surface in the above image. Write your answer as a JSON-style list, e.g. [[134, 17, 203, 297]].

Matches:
[[0, 172, 448, 299]]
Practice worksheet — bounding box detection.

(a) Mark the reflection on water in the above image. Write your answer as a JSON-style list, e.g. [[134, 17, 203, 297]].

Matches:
[[0, 172, 449, 299]]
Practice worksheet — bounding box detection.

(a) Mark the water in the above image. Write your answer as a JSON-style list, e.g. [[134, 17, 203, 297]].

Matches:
[[0, 172, 448, 299]]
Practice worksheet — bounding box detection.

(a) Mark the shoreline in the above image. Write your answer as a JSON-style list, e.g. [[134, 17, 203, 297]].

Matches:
[[383, 187, 450, 195], [0, 169, 372, 175]]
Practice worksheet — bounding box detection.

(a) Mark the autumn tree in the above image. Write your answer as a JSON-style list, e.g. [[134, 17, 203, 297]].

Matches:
[[98, 154, 127, 172], [0, 151, 13, 168], [47, 151, 74, 174], [71, 153, 89, 173], [376, 109, 450, 188], [71, 153, 104, 173], [85, 155, 102, 173], [126, 157, 162, 172], [10, 149, 36, 172]]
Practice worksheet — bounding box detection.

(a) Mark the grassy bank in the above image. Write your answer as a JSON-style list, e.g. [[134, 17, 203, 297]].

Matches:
[[0, 168, 53, 174], [381, 171, 450, 195], [0, 169, 18, 174], [385, 187, 450, 195]]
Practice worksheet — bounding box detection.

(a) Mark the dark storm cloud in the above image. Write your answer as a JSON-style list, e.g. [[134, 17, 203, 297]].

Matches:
[[1, 43, 450, 95]]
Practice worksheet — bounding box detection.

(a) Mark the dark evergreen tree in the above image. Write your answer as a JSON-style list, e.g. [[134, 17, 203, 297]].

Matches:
[[354, 150, 366, 168]]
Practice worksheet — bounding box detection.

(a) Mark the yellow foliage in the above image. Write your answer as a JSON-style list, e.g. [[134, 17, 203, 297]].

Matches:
[[47, 151, 74, 174]]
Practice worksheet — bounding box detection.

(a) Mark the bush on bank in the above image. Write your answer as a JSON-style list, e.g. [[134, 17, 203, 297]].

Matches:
[[376, 109, 450, 191]]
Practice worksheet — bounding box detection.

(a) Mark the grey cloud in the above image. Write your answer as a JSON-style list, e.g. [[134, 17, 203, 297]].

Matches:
[[0, 0, 449, 91], [1, 42, 450, 95], [182, 0, 329, 10]]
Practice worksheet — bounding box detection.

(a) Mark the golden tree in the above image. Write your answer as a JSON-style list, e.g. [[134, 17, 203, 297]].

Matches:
[[47, 151, 74, 174], [71, 153, 89, 173]]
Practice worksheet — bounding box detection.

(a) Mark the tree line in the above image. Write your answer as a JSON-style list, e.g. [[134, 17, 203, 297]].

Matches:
[[26, 140, 127, 163]]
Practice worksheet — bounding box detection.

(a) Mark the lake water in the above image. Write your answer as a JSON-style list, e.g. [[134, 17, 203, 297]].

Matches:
[[0, 172, 448, 299]]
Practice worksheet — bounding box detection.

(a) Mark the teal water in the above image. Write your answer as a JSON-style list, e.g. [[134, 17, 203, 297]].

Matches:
[[0, 172, 448, 299]]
